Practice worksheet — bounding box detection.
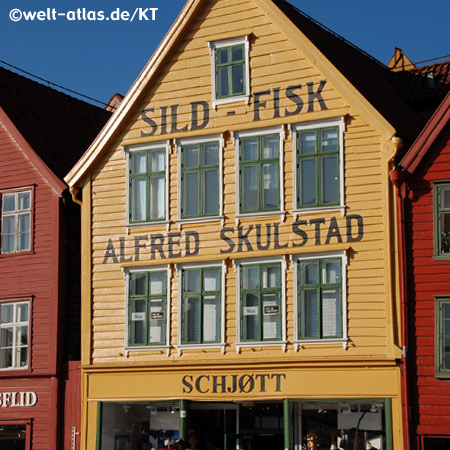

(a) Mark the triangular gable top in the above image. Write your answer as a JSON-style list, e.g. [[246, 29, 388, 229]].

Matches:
[[0, 106, 67, 194], [399, 90, 450, 175], [65, 0, 421, 188]]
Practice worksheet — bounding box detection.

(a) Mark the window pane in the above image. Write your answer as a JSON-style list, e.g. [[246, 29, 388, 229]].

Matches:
[[18, 192, 31, 210], [130, 300, 146, 345], [2, 194, 15, 212], [131, 153, 147, 174], [300, 261, 318, 285], [204, 143, 219, 166], [302, 290, 318, 338], [149, 272, 166, 295], [1, 327, 13, 346], [445, 354, 450, 370], [149, 298, 165, 343], [0, 348, 12, 368], [441, 212, 450, 253], [242, 139, 258, 161], [19, 347, 28, 367], [218, 67, 229, 97], [217, 48, 228, 64], [322, 290, 341, 337], [321, 156, 338, 204], [131, 178, 147, 222], [184, 172, 199, 216], [321, 129, 338, 153], [204, 170, 219, 215], [243, 266, 259, 290], [262, 162, 279, 209], [203, 296, 220, 342], [131, 273, 147, 296], [1, 304, 14, 323], [300, 132, 316, 154], [149, 175, 165, 220], [263, 293, 281, 339], [441, 187, 450, 209], [445, 303, 450, 320], [185, 269, 200, 293], [1, 233, 15, 254], [300, 159, 316, 206], [232, 64, 244, 94], [150, 149, 165, 172], [18, 213, 30, 251], [184, 297, 200, 342], [323, 260, 341, 284], [242, 165, 258, 211], [184, 146, 199, 168], [2, 215, 14, 234], [231, 46, 244, 62], [17, 326, 28, 346], [243, 293, 259, 340], [445, 319, 450, 336], [204, 268, 220, 292], [262, 136, 278, 159], [263, 265, 280, 288]]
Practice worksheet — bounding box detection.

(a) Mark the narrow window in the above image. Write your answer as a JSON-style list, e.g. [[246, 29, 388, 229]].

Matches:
[[241, 263, 282, 342], [215, 44, 246, 99], [436, 297, 450, 377], [129, 147, 166, 223], [182, 266, 221, 344], [0, 301, 29, 370], [1, 190, 32, 254], [435, 183, 450, 257], [128, 270, 168, 346]]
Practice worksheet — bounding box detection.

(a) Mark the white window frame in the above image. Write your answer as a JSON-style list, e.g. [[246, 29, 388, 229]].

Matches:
[[290, 117, 346, 217], [234, 256, 287, 353], [175, 134, 225, 227], [1, 188, 33, 255], [123, 266, 171, 356], [0, 300, 30, 370], [176, 261, 226, 355], [208, 36, 250, 108], [124, 141, 170, 230], [292, 250, 348, 350], [233, 126, 286, 224]]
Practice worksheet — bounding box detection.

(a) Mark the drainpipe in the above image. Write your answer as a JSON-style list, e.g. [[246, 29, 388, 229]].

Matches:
[[390, 168, 411, 450], [69, 186, 82, 206]]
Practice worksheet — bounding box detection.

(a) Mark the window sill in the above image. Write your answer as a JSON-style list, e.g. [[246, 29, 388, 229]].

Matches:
[[177, 343, 226, 355], [235, 210, 286, 225], [433, 253, 450, 261], [177, 216, 225, 229], [294, 338, 348, 350], [126, 221, 170, 232], [0, 367, 32, 376], [294, 205, 346, 218], [212, 95, 250, 109], [236, 341, 288, 353], [125, 345, 171, 357]]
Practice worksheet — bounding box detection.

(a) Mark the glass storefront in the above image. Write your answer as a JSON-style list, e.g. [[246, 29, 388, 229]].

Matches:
[[0, 425, 27, 450], [98, 400, 389, 450]]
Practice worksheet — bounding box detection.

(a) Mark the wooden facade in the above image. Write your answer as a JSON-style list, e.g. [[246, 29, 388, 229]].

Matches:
[[0, 66, 110, 449], [394, 91, 450, 450], [65, 0, 429, 449]]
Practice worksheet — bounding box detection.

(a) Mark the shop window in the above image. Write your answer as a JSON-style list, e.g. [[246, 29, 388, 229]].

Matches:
[[423, 436, 450, 450], [176, 136, 223, 222], [435, 297, 450, 377], [127, 143, 169, 225], [294, 252, 347, 346], [236, 258, 286, 346], [1, 189, 32, 254], [209, 36, 250, 106], [127, 268, 169, 348], [180, 265, 222, 345], [291, 118, 345, 215], [434, 182, 450, 258], [0, 301, 29, 370], [0, 424, 29, 449]]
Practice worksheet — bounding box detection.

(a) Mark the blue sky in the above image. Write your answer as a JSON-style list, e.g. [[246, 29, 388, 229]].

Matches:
[[1, 0, 449, 107]]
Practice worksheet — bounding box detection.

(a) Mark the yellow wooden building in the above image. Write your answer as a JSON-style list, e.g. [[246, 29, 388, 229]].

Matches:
[[65, 0, 424, 449]]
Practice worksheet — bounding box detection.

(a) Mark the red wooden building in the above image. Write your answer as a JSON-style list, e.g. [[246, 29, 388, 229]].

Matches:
[[392, 90, 450, 449], [0, 66, 110, 449]]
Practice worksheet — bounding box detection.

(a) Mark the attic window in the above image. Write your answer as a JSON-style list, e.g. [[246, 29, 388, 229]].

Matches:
[[427, 71, 435, 88], [209, 36, 250, 107]]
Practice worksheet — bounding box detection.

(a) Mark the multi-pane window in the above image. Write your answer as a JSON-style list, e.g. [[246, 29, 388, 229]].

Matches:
[[1, 190, 31, 254], [215, 44, 246, 99], [181, 266, 221, 344], [436, 297, 450, 376], [297, 126, 340, 208], [0, 301, 29, 370], [128, 270, 168, 346], [129, 147, 166, 223], [298, 258, 343, 339], [240, 134, 280, 213], [240, 263, 282, 342], [434, 183, 450, 257], [181, 141, 219, 218]]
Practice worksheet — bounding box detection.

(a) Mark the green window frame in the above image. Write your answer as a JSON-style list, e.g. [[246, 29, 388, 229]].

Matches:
[[0, 301, 29, 370], [434, 182, 450, 258], [436, 297, 450, 377], [239, 134, 280, 213], [181, 141, 220, 219], [1, 190, 32, 254], [298, 257, 343, 340], [297, 126, 340, 208], [128, 270, 168, 347], [240, 262, 282, 342], [128, 147, 166, 224], [214, 43, 246, 100], [181, 266, 222, 345]]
